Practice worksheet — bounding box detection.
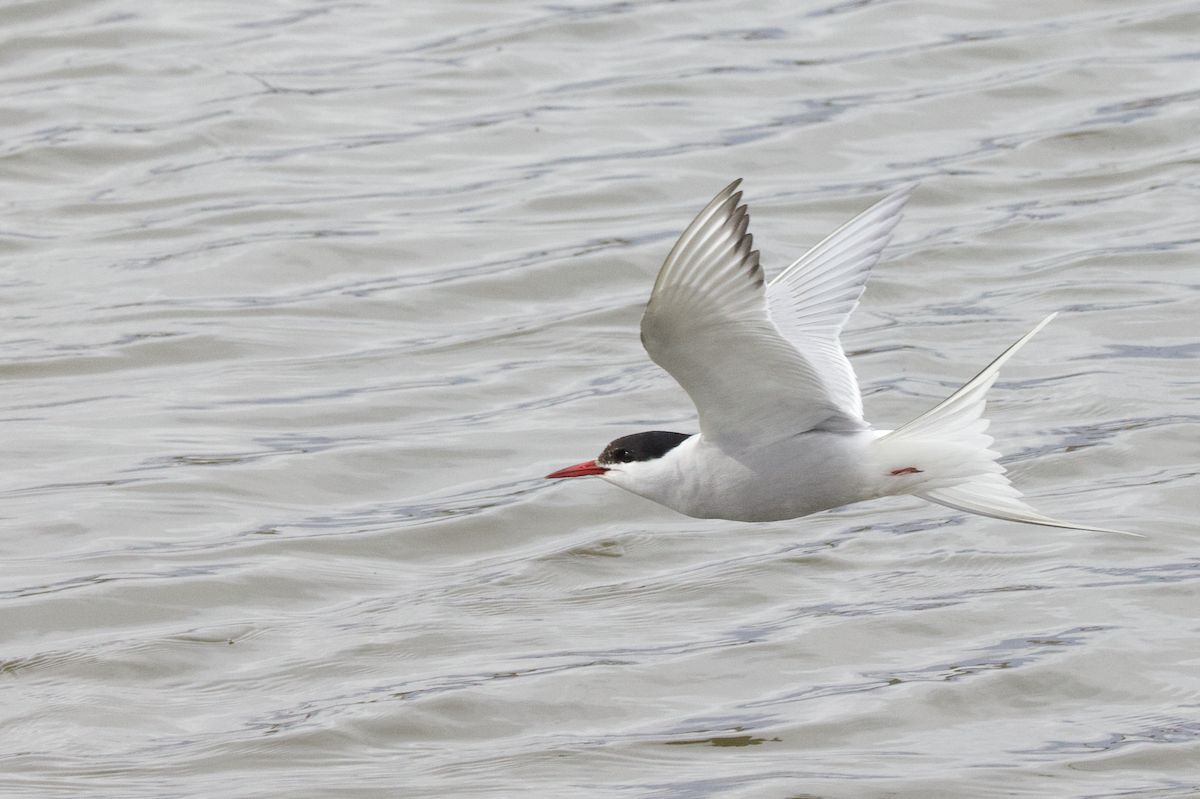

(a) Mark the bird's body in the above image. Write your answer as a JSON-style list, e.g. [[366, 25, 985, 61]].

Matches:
[[547, 181, 1137, 537], [604, 430, 877, 522]]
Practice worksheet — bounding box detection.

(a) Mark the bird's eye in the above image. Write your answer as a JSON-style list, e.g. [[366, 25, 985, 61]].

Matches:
[[612, 448, 629, 462]]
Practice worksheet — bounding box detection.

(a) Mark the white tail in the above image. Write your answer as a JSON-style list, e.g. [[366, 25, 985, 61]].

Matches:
[[875, 314, 1141, 537]]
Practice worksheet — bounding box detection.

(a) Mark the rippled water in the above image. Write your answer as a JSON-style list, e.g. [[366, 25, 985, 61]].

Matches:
[[2, 1, 1199, 797]]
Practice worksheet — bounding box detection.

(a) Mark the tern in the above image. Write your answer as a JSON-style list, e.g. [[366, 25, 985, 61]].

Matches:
[[547, 181, 1137, 536]]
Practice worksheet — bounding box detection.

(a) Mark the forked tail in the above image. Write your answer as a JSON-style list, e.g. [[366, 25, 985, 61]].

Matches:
[[875, 314, 1141, 537]]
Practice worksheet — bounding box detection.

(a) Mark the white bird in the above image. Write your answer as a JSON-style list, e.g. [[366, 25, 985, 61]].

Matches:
[[547, 180, 1139, 537]]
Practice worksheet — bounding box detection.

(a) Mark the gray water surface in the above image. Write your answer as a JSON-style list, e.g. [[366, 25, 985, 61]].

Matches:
[[2, 1, 1199, 797]]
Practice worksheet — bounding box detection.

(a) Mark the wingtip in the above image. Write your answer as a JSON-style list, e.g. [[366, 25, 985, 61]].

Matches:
[[1015, 312, 1058, 348], [867, 182, 917, 211]]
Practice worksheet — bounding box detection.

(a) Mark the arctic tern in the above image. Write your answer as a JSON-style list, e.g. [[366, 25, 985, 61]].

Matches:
[[547, 180, 1137, 536]]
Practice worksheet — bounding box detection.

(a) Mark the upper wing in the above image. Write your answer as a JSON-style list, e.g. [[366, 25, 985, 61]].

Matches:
[[766, 185, 913, 421], [640, 180, 867, 451]]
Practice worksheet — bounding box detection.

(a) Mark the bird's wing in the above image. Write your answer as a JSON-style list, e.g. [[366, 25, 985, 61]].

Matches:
[[640, 180, 868, 451], [765, 185, 912, 421]]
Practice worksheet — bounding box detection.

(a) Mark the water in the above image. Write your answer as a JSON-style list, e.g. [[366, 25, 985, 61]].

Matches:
[[2, 0, 1199, 796]]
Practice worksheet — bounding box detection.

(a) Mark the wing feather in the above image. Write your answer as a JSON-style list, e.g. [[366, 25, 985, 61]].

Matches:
[[640, 181, 868, 450], [767, 186, 913, 419]]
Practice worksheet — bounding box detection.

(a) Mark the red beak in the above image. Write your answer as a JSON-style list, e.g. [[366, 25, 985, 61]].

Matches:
[[545, 460, 609, 479]]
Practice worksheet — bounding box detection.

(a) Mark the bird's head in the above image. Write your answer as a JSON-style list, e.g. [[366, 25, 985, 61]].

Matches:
[[545, 431, 693, 486]]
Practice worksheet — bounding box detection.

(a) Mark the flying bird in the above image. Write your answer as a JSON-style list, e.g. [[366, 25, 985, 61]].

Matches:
[[547, 181, 1137, 536]]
